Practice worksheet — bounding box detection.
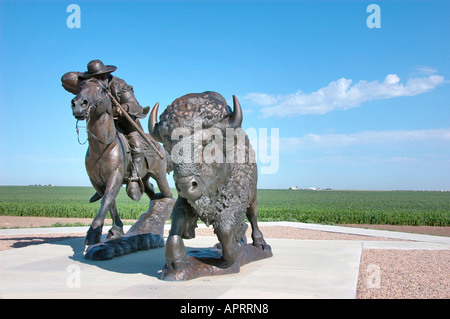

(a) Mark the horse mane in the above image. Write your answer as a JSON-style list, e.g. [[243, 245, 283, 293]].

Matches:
[[80, 77, 108, 92]]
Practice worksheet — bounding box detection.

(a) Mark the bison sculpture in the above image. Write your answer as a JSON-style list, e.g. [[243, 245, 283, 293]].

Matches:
[[149, 91, 272, 280]]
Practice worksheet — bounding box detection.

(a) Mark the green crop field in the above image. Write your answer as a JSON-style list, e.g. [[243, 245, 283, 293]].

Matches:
[[0, 186, 150, 220], [256, 189, 449, 226], [0, 186, 449, 226]]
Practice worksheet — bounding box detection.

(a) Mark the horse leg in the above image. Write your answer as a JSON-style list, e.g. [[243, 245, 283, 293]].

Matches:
[[85, 172, 122, 245], [142, 176, 158, 199], [143, 173, 173, 200], [107, 200, 124, 240], [154, 171, 173, 199]]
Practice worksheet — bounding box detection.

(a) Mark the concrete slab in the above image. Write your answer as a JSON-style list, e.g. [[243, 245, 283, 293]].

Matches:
[[1, 223, 448, 299], [2, 221, 449, 246], [260, 222, 450, 245], [361, 241, 450, 250], [0, 236, 363, 299]]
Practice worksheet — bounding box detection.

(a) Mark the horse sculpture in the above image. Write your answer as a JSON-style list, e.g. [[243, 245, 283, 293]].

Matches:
[[71, 78, 172, 245]]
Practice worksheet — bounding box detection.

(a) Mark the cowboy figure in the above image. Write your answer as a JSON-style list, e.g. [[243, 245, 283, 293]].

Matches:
[[62, 59, 150, 201]]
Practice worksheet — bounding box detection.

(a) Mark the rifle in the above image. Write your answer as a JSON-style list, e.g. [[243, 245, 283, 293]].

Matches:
[[107, 92, 165, 160]]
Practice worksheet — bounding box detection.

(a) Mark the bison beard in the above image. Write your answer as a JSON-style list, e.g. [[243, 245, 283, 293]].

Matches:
[[186, 161, 257, 243]]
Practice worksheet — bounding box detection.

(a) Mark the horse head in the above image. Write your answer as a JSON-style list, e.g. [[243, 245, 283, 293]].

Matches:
[[71, 79, 111, 121]]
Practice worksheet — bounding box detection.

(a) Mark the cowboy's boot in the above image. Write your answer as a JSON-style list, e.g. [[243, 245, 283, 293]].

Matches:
[[127, 132, 145, 201]]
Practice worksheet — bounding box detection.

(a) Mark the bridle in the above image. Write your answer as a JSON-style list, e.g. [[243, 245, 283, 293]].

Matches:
[[75, 79, 117, 145], [75, 119, 89, 145]]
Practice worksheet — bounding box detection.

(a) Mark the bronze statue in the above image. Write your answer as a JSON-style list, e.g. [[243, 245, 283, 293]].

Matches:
[[63, 62, 271, 276], [63, 63, 172, 245], [149, 91, 272, 280], [64, 60, 153, 201]]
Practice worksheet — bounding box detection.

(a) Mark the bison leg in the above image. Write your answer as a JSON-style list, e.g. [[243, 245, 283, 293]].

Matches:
[[215, 229, 244, 266], [246, 196, 267, 249], [165, 197, 189, 270]]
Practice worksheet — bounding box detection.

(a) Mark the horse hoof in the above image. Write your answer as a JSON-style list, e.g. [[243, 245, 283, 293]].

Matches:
[[107, 226, 124, 240], [85, 228, 102, 245]]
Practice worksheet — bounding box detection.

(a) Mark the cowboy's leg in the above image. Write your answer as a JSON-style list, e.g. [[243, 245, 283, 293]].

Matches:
[[128, 130, 145, 177]]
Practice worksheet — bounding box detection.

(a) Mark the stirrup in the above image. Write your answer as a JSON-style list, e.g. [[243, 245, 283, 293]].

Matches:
[[127, 176, 144, 193]]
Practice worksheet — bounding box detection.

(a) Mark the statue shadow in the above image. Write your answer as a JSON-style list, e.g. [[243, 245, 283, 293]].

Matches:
[[54, 235, 218, 279], [53, 236, 164, 278]]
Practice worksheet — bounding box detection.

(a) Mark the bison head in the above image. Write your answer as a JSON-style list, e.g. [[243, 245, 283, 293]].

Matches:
[[148, 92, 252, 207]]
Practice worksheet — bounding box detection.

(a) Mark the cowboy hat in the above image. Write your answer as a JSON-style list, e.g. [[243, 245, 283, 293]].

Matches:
[[79, 59, 117, 79]]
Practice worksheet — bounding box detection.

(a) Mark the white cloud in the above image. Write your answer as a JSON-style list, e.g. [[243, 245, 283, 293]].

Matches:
[[414, 66, 438, 75], [281, 128, 450, 149], [242, 93, 279, 106], [243, 74, 445, 118]]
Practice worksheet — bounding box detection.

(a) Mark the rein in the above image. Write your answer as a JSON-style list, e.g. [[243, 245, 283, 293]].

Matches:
[[76, 116, 117, 146], [75, 84, 117, 146], [76, 120, 89, 145]]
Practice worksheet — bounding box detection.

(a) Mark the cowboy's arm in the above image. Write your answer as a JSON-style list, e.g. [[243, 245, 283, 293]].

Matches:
[[61, 72, 83, 94], [113, 78, 149, 118], [119, 87, 141, 114]]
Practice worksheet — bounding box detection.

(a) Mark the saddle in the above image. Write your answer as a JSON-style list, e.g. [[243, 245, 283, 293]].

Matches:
[[117, 133, 157, 179], [89, 133, 158, 203]]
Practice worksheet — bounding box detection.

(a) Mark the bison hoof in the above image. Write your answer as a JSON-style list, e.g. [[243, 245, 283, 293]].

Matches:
[[252, 229, 268, 250], [85, 227, 102, 245], [165, 235, 187, 270], [165, 258, 186, 271], [252, 238, 268, 250]]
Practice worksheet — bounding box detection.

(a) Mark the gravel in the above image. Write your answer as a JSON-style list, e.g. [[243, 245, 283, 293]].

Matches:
[[357, 249, 450, 299], [1, 218, 448, 299]]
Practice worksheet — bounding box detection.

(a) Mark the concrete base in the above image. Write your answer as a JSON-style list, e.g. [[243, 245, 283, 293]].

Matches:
[[0, 237, 361, 298], [1, 223, 449, 299]]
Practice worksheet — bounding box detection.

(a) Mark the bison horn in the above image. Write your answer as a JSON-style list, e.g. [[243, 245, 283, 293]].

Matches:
[[148, 102, 162, 142], [229, 95, 243, 128]]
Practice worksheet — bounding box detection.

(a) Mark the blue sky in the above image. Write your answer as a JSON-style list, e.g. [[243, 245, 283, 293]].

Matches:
[[0, 0, 449, 190]]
